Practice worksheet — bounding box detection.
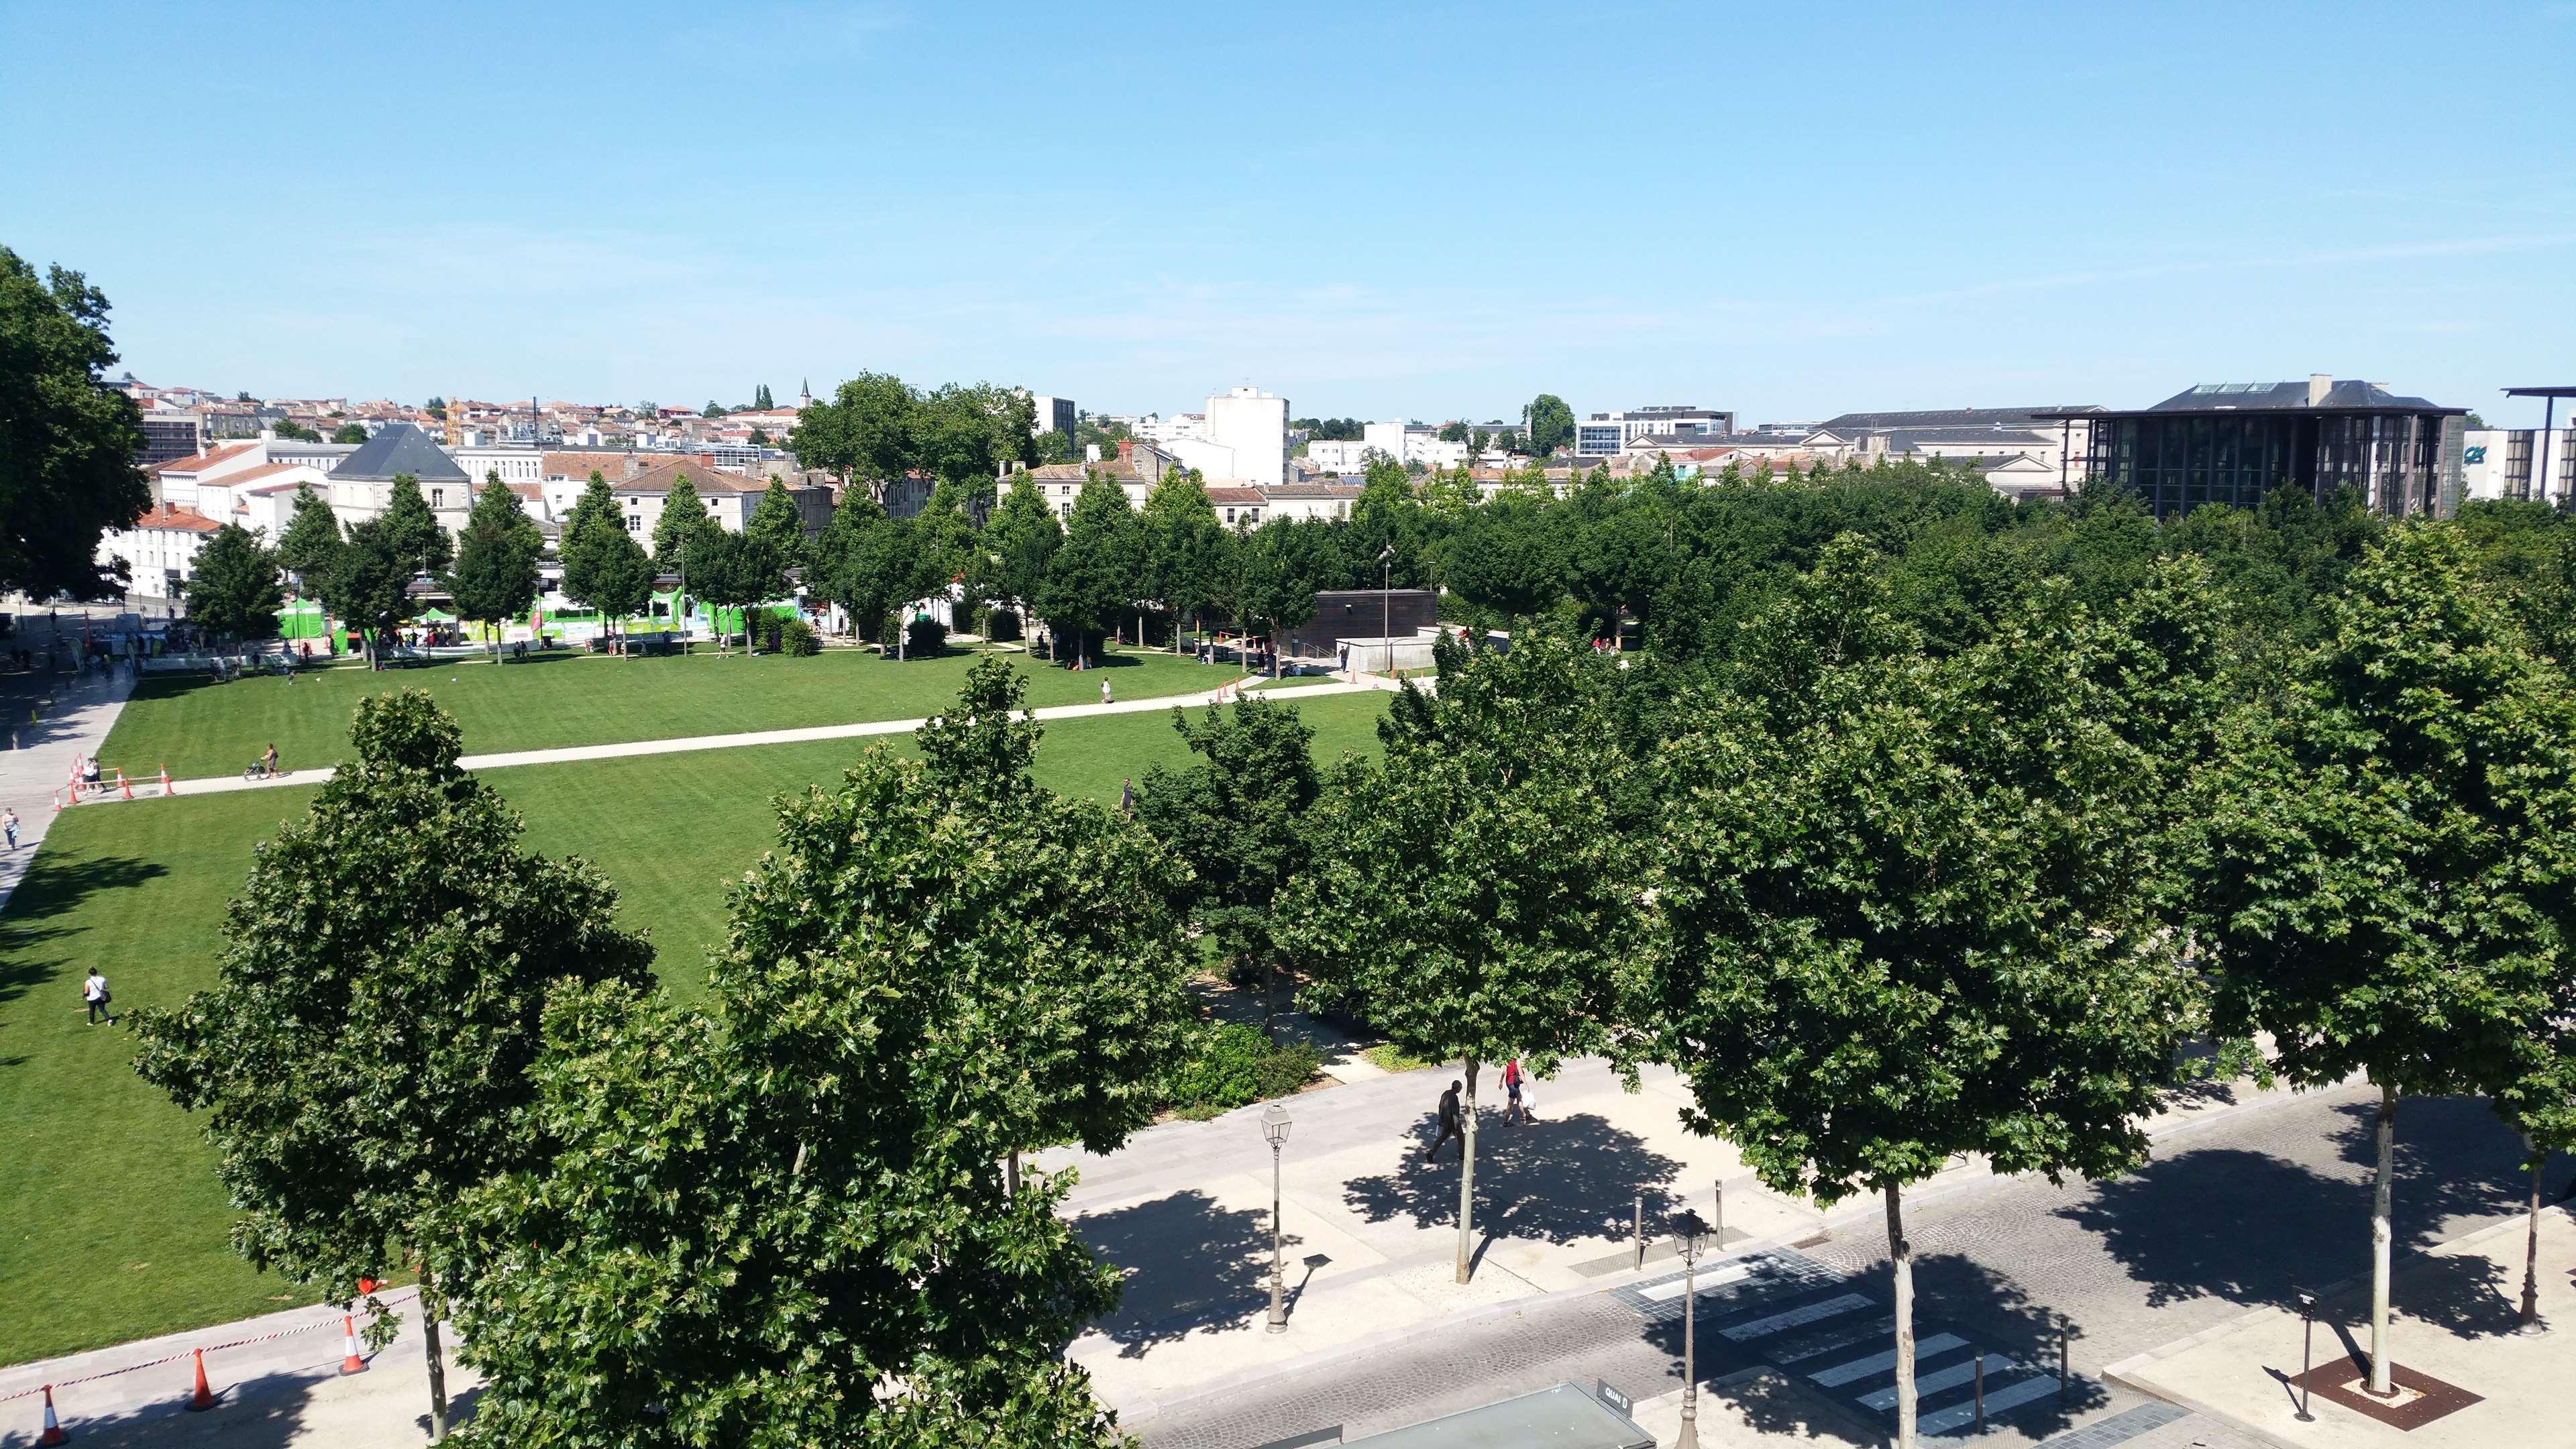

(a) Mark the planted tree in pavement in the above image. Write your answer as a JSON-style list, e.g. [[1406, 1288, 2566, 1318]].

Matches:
[[1287, 629, 1636, 1283], [131, 692, 653, 1444], [1634, 537, 2205, 1448], [2196, 526, 2576, 1395]]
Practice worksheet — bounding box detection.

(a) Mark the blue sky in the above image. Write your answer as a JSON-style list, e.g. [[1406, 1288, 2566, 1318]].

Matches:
[[4, 1, 2571, 426]]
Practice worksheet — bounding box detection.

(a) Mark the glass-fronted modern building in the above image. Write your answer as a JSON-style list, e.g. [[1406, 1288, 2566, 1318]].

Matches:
[[2044, 376, 2465, 520]]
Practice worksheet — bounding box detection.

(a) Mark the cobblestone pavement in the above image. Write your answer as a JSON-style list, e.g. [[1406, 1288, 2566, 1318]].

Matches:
[[1130, 1084, 2560, 1448]]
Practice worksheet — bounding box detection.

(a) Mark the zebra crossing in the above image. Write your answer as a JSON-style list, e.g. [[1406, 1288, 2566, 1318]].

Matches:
[[1611, 1248, 2086, 1438]]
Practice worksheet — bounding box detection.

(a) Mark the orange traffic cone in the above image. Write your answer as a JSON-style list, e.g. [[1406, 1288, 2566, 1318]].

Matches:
[[36, 1384, 66, 1445], [119, 771, 132, 801], [184, 1348, 215, 1412], [159, 765, 172, 796], [338, 1315, 367, 1375]]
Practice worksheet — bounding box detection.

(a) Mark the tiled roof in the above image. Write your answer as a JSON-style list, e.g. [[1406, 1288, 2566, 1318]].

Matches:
[[213, 462, 311, 488], [611, 459, 750, 496], [543, 451, 640, 481], [150, 442, 259, 476], [133, 503, 221, 534], [1204, 486, 1266, 506]]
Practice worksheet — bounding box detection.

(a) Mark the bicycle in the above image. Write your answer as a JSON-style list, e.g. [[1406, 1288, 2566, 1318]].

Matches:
[[244, 759, 288, 782]]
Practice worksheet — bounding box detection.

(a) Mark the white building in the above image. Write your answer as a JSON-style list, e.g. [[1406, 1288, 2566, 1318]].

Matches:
[[1305, 439, 1376, 474], [1573, 407, 1736, 457], [1137, 413, 1205, 444], [1361, 420, 1469, 470], [1029, 394, 1077, 437], [103, 504, 222, 602], [1203, 386, 1291, 487], [2462, 427, 2576, 502]]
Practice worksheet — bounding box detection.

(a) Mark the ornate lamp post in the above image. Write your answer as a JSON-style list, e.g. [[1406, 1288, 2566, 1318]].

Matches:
[[1263, 1102, 1293, 1333], [1674, 1210, 1707, 1449]]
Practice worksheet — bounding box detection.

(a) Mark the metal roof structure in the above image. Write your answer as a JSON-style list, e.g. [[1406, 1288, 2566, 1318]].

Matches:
[[1820, 405, 2101, 431], [2046, 380, 2462, 420], [1331, 1383, 1654, 1449], [333, 422, 469, 482]]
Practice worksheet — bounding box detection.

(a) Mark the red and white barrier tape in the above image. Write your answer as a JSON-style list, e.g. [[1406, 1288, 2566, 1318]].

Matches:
[[0, 1290, 421, 1403]]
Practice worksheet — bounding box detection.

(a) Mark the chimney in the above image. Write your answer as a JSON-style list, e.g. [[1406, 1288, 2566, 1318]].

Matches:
[[1085, 442, 1102, 464], [2308, 374, 2332, 407], [1116, 438, 1134, 467]]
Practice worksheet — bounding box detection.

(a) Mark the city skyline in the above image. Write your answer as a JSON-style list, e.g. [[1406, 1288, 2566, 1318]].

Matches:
[[4, 0, 2572, 427]]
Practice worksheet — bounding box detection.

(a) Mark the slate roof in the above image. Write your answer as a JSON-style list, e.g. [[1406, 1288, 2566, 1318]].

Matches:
[[334, 423, 469, 482], [2141, 380, 2455, 413], [1820, 405, 2100, 431], [1882, 427, 2055, 451]]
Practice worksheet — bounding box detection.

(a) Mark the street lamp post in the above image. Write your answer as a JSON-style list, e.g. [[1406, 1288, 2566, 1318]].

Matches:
[[2294, 1289, 2317, 1423], [1263, 1103, 1293, 1334], [1674, 1210, 1706, 1449], [1379, 543, 1393, 680]]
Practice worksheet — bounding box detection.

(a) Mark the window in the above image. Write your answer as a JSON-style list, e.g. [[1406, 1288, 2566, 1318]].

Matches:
[[625, 515, 641, 532], [430, 488, 445, 508]]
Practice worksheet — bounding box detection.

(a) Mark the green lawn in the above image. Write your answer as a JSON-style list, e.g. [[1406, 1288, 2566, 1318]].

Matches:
[[0, 690, 1388, 1364], [97, 645, 1248, 782]]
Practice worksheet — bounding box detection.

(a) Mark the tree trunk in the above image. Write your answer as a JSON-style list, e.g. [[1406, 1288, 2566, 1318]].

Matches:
[[1007, 1148, 1020, 1199], [1886, 1182, 1916, 1449], [1456, 1059, 1480, 1283], [420, 1265, 451, 1442], [2523, 1142, 2543, 1328], [2370, 1081, 2397, 1395]]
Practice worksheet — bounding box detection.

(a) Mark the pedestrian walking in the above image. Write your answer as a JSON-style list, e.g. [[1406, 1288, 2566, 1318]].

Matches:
[[1502, 1057, 1525, 1124], [3, 807, 19, 851], [83, 969, 113, 1025], [1119, 777, 1134, 815], [1101, 677, 1114, 705], [1424, 1079, 1464, 1163]]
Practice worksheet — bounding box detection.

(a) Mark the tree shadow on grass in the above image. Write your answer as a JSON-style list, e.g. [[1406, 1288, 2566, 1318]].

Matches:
[[1072, 1188, 1294, 1356], [0, 853, 170, 1014], [1341, 1110, 1686, 1253], [2055, 1093, 2542, 1333]]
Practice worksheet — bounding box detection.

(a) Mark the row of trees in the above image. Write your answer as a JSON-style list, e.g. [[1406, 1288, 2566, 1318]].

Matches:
[[1152, 517, 2576, 1446], [132, 463, 2576, 1444], [788, 372, 1039, 498]]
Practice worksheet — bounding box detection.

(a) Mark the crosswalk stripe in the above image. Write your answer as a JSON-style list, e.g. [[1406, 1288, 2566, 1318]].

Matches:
[[1855, 1352, 2012, 1409], [1772, 1315, 1896, 1364], [1917, 1372, 2058, 1434], [1807, 1334, 1967, 1388], [1719, 1292, 1874, 1342], [1635, 1261, 1757, 1302]]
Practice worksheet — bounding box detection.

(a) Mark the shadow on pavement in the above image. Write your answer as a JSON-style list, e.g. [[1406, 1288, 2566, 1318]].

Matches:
[[1074, 1188, 1295, 1356], [1340, 1110, 1686, 1247], [2055, 1093, 2540, 1324]]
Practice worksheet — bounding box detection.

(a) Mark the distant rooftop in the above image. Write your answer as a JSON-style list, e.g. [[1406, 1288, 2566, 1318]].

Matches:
[[334, 423, 468, 482]]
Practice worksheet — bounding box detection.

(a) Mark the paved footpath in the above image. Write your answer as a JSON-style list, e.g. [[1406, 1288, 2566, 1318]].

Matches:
[[1117, 1083, 2555, 1449], [58, 676, 1394, 804], [0, 665, 136, 914]]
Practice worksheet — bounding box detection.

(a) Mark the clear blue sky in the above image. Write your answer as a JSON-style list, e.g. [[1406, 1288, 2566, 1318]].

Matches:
[[4, 1, 2571, 426]]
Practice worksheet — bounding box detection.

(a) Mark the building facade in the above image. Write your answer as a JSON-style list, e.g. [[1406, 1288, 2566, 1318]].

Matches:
[[1202, 386, 1291, 486], [1573, 407, 1735, 458], [2462, 427, 2576, 503], [2059, 376, 2465, 520]]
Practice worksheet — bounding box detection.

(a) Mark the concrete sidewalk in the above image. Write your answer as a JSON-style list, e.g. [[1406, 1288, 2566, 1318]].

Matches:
[[0, 665, 136, 914], [1040, 1052, 2320, 1424], [2107, 1205, 2573, 1449], [56, 676, 1396, 803]]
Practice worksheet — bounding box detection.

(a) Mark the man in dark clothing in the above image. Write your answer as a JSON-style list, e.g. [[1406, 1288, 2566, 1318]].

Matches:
[[1424, 1080, 1464, 1163]]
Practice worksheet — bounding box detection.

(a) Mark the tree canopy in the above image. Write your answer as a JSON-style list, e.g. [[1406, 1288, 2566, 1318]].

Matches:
[[447, 474, 543, 655], [182, 523, 283, 640], [0, 246, 148, 598], [133, 692, 653, 1440]]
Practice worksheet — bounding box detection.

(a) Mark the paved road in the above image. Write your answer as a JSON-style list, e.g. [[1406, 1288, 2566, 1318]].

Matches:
[[1128, 1085, 2559, 1448]]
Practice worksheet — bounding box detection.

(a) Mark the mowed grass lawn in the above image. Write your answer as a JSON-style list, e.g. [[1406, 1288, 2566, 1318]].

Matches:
[[98, 645, 1245, 782], [0, 690, 1389, 1365]]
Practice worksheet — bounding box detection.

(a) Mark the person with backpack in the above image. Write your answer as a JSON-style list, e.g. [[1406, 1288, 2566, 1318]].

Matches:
[[83, 969, 113, 1026]]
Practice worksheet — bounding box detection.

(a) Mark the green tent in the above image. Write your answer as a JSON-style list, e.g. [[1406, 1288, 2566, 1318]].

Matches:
[[414, 607, 458, 623]]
